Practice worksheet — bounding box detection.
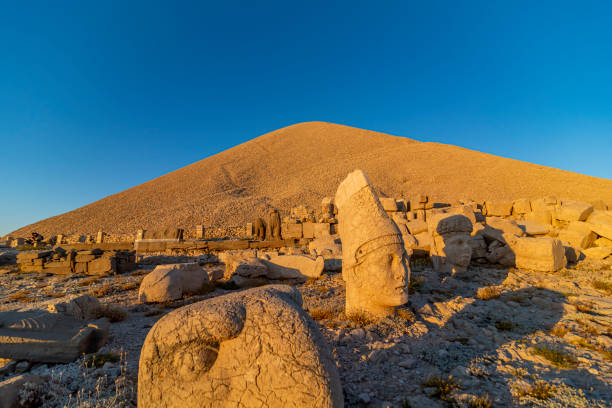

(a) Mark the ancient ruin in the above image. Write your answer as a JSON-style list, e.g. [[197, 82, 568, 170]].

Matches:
[[335, 170, 410, 317], [428, 214, 474, 276], [138, 285, 343, 408]]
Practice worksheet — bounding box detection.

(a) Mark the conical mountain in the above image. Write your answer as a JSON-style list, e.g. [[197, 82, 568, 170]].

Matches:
[[11, 121, 612, 236]]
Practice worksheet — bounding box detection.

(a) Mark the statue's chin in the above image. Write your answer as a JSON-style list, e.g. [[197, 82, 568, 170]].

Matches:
[[377, 290, 409, 307]]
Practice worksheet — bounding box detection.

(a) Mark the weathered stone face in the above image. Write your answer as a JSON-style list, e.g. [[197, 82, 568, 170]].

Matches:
[[335, 169, 410, 317], [429, 214, 473, 275], [138, 285, 343, 408], [347, 242, 409, 315]]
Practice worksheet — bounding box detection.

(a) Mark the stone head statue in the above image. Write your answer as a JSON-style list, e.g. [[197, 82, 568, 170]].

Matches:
[[429, 214, 473, 276], [335, 170, 410, 317]]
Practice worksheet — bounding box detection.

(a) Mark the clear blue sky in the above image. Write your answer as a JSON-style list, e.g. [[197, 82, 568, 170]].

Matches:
[[1, 1, 611, 235]]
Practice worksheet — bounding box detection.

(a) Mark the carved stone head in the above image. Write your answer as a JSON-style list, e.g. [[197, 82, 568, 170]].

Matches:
[[335, 170, 410, 317], [429, 214, 473, 275]]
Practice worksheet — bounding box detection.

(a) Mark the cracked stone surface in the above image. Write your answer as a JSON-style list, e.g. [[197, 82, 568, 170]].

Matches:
[[138, 284, 343, 408]]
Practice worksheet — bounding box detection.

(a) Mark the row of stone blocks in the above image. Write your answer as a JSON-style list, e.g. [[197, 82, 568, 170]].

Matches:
[[17, 248, 136, 275]]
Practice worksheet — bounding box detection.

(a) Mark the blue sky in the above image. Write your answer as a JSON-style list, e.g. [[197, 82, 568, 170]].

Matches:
[[1, 1, 611, 235]]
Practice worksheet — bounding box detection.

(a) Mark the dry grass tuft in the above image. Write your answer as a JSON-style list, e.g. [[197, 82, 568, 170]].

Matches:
[[422, 375, 460, 402], [118, 281, 139, 291], [396, 308, 415, 323], [550, 323, 569, 338], [43, 288, 65, 298], [85, 352, 120, 368], [516, 380, 555, 400], [309, 307, 338, 321], [469, 395, 492, 408], [408, 276, 424, 294], [591, 279, 612, 294], [571, 337, 612, 361], [79, 276, 99, 287], [571, 300, 595, 314], [531, 346, 576, 368], [346, 311, 376, 327], [89, 284, 112, 297], [476, 286, 502, 300]]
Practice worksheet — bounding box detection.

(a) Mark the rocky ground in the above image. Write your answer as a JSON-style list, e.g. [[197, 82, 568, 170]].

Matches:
[[1, 253, 611, 408]]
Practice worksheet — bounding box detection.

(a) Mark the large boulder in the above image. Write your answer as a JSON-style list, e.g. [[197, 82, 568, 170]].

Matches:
[[557, 222, 596, 249], [308, 235, 342, 257], [555, 200, 594, 222], [508, 237, 567, 272], [524, 210, 552, 225], [47, 295, 101, 320], [516, 220, 549, 236], [138, 263, 209, 303], [512, 198, 532, 215], [484, 201, 513, 217], [0, 310, 108, 363], [138, 285, 343, 408], [582, 247, 612, 260], [262, 254, 325, 280]]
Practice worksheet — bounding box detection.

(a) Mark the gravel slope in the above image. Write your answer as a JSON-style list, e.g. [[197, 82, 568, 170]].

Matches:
[[11, 121, 612, 236]]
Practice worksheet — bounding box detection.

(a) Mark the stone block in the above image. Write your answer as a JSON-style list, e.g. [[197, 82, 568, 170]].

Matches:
[[87, 257, 116, 275], [516, 220, 549, 236], [0, 310, 108, 363], [314, 223, 331, 238], [414, 231, 431, 251], [75, 254, 96, 263], [509, 237, 566, 272], [406, 220, 428, 235], [485, 217, 524, 238], [262, 255, 324, 280], [16, 251, 52, 262], [47, 295, 102, 320], [281, 223, 303, 240], [512, 198, 532, 215], [75, 262, 88, 274], [524, 210, 552, 225], [557, 228, 596, 249], [484, 201, 513, 217], [380, 197, 398, 212], [594, 237, 612, 247], [302, 222, 315, 239], [555, 200, 594, 222], [531, 197, 557, 212], [582, 247, 612, 260], [138, 262, 209, 303], [590, 223, 612, 241], [587, 210, 612, 227], [589, 199, 608, 211]]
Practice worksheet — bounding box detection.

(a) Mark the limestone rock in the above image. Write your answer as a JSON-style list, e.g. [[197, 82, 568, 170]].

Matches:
[[557, 222, 596, 249], [587, 210, 612, 227], [263, 254, 325, 280], [508, 237, 567, 272], [484, 201, 513, 217], [308, 235, 342, 257], [0, 310, 108, 363], [594, 237, 612, 247], [405, 219, 428, 235], [233, 257, 269, 278], [582, 247, 612, 260], [512, 198, 531, 215], [516, 220, 549, 236], [138, 262, 209, 303], [590, 223, 612, 242], [138, 285, 343, 408], [47, 295, 101, 320], [380, 197, 398, 212], [524, 210, 552, 225], [485, 217, 524, 237], [555, 200, 594, 222]]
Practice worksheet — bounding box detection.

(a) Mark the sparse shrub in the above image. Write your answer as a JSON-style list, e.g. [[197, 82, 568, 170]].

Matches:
[[118, 281, 139, 291], [550, 323, 569, 338], [571, 337, 612, 361], [476, 286, 501, 300], [346, 311, 375, 327], [89, 283, 112, 297], [85, 352, 120, 368], [495, 319, 514, 331], [8, 290, 33, 302], [408, 276, 424, 294], [469, 395, 492, 408], [315, 285, 329, 292], [531, 346, 576, 368], [309, 307, 338, 321], [516, 380, 555, 400], [98, 304, 127, 322], [576, 318, 600, 335], [509, 367, 528, 378], [571, 300, 594, 314], [396, 308, 415, 323], [17, 245, 50, 251], [591, 279, 612, 294], [422, 375, 460, 402]]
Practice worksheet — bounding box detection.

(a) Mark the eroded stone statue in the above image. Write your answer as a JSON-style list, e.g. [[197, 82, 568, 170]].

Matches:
[[428, 214, 473, 276], [267, 209, 281, 240], [335, 169, 410, 317], [253, 217, 266, 241], [138, 285, 343, 408]]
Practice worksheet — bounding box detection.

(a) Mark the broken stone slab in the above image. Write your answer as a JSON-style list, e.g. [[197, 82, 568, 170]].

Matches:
[[233, 257, 269, 278], [308, 235, 342, 257], [138, 262, 210, 303], [47, 295, 101, 320], [595, 237, 612, 247], [590, 223, 612, 242], [138, 285, 343, 408], [582, 247, 612, 260], [557, 224, 596, 249], [379, 197, 398, 212], [0, 374, 49, 408], [512, 198, 531, 215], [485, 217, 524, 237], [524, 210, 552, 225], [87, 257, 116, 275], [405, 219, 428, 235], [508, 237, 567, 272], [555, 200, 594, 222], [587, 210, 612, 227], [262, 254, 325, 280], [0, 311, 108, 363], [16, 251, 52, 262], [516, 220, 549, 236], [281, 222, 303, 239], [484, 200, 513, 217]]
